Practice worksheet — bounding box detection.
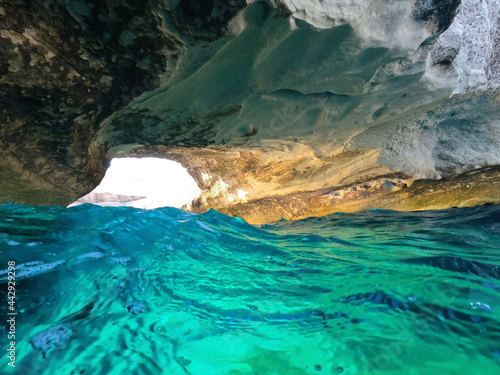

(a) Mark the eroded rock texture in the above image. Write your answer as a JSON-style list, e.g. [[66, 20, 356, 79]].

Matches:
[[1, 0, 499, 222], [0, 0, 242, 203]]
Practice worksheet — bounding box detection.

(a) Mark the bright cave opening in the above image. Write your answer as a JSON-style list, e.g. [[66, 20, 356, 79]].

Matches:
[[69, 157, 201, 209]]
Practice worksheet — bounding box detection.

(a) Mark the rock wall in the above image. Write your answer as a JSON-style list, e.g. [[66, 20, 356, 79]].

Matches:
[[0, 0, 243, 204], [1, 0, 499, 222]]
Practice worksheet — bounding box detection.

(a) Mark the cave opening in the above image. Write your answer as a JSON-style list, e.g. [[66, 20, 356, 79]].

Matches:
[[69, 157, 201, 209]]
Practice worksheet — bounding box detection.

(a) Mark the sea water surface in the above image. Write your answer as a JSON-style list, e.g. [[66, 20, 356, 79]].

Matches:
[[0, 203, 499, 374]]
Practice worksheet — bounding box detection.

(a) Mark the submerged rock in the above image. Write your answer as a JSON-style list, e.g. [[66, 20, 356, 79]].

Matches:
[[30, 324, 73, 358], [125, 300, 148, 314]]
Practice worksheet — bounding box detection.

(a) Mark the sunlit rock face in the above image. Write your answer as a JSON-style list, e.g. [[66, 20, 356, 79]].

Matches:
[[1, 0, 499, 222]]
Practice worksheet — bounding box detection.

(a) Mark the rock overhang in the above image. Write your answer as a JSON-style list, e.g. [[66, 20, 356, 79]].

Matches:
[[1, 0, 499, 223]]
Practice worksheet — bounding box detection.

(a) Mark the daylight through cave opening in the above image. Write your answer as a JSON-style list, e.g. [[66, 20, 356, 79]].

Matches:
[[69, 157, 201, 209]]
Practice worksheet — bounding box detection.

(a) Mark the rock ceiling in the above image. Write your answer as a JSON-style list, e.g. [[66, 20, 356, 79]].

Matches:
[[1, 0, 499, 223]]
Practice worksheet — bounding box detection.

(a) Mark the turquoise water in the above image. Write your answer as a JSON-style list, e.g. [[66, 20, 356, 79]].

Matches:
[[1, 203, 499, 374]]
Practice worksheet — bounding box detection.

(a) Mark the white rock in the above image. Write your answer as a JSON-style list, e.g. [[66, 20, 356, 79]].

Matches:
[[423, 0, 500, 93]]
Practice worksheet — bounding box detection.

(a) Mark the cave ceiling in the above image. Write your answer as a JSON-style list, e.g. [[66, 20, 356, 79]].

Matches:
[[0, 0, 499, 222]]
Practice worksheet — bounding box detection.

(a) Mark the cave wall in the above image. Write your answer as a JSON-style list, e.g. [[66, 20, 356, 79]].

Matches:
[[0, 0, 244, 204], [1, 0, 499, 221]]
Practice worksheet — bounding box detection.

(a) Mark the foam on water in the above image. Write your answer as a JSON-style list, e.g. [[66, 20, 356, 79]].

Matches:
[[0, 203, 499, 374]]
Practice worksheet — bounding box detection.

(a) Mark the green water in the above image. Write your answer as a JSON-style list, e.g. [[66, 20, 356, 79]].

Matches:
[[0, 203, 499, 374]]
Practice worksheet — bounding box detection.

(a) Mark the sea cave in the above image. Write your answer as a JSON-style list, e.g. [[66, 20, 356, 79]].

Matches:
[[1, 0, 500, 374]]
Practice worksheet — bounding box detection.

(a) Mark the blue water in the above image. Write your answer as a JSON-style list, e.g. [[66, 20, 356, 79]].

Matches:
[[1, 203, 499, 374]]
